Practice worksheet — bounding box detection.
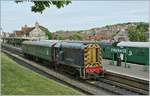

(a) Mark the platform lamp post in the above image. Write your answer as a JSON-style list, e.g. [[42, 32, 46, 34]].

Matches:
[[112, 52, 115, 65], [0, 27, 4, 43], [92, 30, 97, 43], [0, 27, 4, 37]]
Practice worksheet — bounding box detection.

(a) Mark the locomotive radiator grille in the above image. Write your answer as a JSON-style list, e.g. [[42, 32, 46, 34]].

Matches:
[[84, 44, 102, 68]]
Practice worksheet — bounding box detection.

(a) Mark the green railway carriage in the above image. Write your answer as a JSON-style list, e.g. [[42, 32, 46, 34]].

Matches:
[[97, 40, 149, 65], [2, 37, 33, 47], [97, 40, 114, 59], [117, 42, 149, 65], [99, 43, 113, 59], [22, 40, 58, 62]]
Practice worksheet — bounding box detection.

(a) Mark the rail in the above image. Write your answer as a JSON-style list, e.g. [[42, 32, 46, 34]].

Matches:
[[1, 44, 149, 95]]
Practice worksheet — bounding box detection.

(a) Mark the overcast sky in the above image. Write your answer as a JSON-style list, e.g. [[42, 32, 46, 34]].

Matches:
[[1, 1, 149, 33]]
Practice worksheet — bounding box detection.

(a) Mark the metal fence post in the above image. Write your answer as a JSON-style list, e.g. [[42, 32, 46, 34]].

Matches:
[[112, 53, 115, 65]]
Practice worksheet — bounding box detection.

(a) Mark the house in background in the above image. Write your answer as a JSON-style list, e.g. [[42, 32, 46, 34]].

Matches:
[[86, 34, 104, 41], [2, 32, 11, 37], [113, 29, 129, 42], [13, 22, 51, 40]]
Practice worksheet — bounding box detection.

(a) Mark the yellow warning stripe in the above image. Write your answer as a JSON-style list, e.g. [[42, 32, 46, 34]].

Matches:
[[84, 48, 88, 66], [84, 44, 103, 68]]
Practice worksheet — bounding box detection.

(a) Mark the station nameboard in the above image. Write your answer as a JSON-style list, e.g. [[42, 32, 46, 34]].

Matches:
[[111, 47, 127, 54]]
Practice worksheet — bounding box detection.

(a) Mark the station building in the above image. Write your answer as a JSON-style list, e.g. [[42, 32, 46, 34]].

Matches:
[[12, 22, 50, 40]]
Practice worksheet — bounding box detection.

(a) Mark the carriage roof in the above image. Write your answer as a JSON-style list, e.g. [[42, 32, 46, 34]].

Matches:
[[117, 42, 150, 48]]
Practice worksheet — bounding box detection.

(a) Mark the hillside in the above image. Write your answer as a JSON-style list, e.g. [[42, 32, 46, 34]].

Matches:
[[52, 22, 149, 41]]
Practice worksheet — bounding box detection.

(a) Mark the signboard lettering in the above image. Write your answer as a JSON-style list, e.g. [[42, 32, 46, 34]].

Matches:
[[111, 47, 127, 54]]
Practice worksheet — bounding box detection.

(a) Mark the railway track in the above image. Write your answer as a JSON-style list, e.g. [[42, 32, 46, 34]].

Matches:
[[87, 72, 149, 95], [1, 44, 149, 95], [102, 71, 149, 94], [1, 48, 114, 95]]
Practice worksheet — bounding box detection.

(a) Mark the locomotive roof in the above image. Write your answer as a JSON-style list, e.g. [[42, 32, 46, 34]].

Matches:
[[66, 40, 96, 44], [23, 40, 59, 47], [55, 42, 87, 49], [117, 42, 150, 48]]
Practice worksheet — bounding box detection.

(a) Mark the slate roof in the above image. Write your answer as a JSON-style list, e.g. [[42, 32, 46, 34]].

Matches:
[[14, 27, 34, 36]]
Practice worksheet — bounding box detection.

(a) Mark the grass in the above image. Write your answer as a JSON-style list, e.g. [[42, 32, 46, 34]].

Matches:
[[1, 52, 82, 95]]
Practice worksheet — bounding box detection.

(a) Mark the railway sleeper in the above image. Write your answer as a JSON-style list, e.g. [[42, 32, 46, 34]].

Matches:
[[98, 78, 148, 95], [104, 72, 149, 91]]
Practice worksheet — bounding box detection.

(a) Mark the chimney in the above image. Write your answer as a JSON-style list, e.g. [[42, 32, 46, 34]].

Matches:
[[21, 27, 23, 30], [35, 21, 39, 28], [24, 24, 27, 28]]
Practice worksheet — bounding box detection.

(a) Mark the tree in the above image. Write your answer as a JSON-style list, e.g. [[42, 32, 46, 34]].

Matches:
[[69, 33, 83, 40], [57, 35, 65, 40], [40, 26, 52, 39], [47, 32, 52, 40], [15, 0, 71, 13], [128, 23, 148, 42]]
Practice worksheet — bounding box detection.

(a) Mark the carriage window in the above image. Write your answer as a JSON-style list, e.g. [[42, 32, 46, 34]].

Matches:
[[135, 48, 144, 55], [138, 49, 145, 55]]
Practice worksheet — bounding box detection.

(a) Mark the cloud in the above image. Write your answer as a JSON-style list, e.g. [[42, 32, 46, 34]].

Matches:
[[1, 1, 149, 32]]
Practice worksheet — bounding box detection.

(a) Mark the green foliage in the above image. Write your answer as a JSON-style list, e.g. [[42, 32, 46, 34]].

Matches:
[[40, 26, 52, 40], [15, 0, 71, 13], [128, 22, 149, 42], [56, 34, 65, 40], [47, 32, 52, 40], [92, 32, 96, 36], [69, 33, 83, 40], [1, 52, 82, 95], [111, 30, 120, 39]]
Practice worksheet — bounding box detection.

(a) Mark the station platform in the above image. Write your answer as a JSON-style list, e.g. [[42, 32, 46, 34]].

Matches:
[[103, 59, 149, 81], [1, 44, 22, 50]]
